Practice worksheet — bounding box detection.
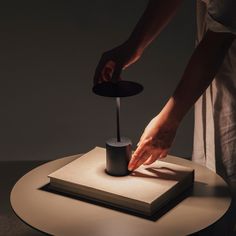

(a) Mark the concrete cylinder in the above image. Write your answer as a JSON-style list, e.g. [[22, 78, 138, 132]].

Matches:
[[105, 137, 132, 176]]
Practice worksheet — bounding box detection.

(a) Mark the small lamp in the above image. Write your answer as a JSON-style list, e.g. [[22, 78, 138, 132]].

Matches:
[[93, 78, 143, 176]]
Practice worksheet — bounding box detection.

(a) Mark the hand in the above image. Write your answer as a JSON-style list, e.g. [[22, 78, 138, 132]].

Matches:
[[93, 40, 141, 85], [128, 114, 179, 171]]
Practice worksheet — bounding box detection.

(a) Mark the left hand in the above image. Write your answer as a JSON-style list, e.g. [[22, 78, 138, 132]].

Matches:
[[128, 114, 178, 171], [93, 41, 142, 85]]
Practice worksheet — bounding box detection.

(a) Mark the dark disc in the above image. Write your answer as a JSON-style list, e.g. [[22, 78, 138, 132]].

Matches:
[[92, 81, 143, 97]]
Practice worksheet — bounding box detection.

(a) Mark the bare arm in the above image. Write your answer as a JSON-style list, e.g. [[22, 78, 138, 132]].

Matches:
[[129, 30, 235, 171], [127, 0, 183, 56], [94, 0, 183, 84], [160, 30, 235, 125]]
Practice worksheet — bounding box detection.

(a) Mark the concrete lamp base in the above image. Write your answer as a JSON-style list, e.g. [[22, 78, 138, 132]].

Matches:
[[105, 137, 132, 176]]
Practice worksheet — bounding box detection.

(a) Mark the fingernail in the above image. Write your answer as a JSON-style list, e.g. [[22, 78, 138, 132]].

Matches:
[[128, 165, 133, 171]]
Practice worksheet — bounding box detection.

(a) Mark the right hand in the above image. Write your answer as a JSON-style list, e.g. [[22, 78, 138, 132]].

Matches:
[[93, 41, 142, 85], [128, 113, 179, 171]]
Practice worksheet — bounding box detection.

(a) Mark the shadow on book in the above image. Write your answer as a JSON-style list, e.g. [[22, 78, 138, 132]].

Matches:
[[39, 183, 193, 222]]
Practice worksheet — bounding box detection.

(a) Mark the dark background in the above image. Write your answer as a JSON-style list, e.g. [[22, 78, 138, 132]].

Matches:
[[0, 0, 195, 161]]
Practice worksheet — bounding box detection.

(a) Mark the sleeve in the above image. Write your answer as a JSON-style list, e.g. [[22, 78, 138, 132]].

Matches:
[[207, 0, 236, 34]]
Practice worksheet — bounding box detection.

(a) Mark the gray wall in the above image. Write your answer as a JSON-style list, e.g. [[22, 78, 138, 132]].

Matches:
[[0, 0, 196, 161]]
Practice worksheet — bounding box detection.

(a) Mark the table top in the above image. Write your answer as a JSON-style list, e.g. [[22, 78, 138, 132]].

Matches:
[[10, 154, 232, 236]]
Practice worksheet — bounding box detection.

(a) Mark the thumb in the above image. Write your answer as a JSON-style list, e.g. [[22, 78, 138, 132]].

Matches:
[[111, 62, 122, 83]]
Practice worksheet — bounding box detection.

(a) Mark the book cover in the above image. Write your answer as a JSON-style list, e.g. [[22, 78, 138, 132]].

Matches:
[[48, 147, 194, 216]]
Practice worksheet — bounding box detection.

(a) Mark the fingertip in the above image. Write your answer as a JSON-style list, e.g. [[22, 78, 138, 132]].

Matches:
[[159, 150, 168, 159], [128, 162, 134, 171], [143, 160, 153, 166], [143, 158, 150, 165], [128, 159, 134, 170], [128, 159, 138, 171]]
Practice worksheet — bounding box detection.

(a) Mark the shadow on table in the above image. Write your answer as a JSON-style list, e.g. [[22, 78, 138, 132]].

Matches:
[[39, 183, 193, 222], [191, 181, 231, 198], [131, 166, 190, 181]]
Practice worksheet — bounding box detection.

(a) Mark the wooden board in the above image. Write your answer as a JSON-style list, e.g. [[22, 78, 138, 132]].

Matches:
[[48, 147, 194, 216]]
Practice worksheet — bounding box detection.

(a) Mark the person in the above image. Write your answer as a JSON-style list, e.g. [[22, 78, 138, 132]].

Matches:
[[94, 0, 236, 233]]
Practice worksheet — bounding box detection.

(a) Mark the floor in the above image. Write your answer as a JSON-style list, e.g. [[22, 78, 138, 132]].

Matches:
[[0, 161, 45, 236]]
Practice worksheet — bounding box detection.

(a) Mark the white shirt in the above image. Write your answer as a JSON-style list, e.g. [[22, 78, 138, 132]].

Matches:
[[205, 0, 236, 34], [194, 2, 236, 233], [193, 0, 236, 182]]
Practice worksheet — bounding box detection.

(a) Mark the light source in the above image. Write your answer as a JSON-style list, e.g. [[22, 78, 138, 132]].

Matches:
[[93, 79, 143, 176]]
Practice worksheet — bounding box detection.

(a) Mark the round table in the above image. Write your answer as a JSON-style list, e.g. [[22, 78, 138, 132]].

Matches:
[[10, 154, 231, 236]]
